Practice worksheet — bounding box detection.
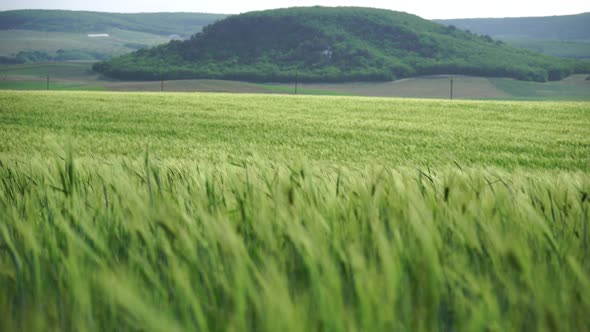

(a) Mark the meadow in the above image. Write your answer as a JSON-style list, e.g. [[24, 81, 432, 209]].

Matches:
[[2, 62, 590, 100], [0, 29, 171, 61], [1, 91, 590, 331]]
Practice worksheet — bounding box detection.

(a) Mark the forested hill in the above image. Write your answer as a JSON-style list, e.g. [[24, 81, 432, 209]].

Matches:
[[0, 10, 227, 36], [94, 7, 587, 83], [436, 13, 590, 41]]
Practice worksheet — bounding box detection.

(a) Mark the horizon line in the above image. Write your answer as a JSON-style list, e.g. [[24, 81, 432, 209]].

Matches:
[[0, 7, 588, 20]]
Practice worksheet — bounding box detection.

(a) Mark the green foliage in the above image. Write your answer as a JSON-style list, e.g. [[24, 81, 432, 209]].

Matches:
[[124, 42, 150, 50], [0, 56, 23, 65], [0, 10, 226, 36], [10, 49, 110, 63], [0, 91, 589, 331], [15, 50, 53, 62], [95, 7, 582, 83], [573, 58, 590, 71]]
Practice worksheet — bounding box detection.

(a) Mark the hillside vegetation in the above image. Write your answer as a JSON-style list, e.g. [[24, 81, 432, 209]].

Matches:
[[1, 91, 590, 331], [437, 13, 590, 59], [94, 7, 588, 83]]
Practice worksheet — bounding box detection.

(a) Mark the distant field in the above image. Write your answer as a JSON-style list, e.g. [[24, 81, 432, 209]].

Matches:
[[0, 11, 225, 61], [436, 13, 590, 59], [0, 80, 105, 91], [489, 75, 590, 100], [282, 75, 590, 100], [284, 76, 510, 99], [105, 79, 342, 95], [501, 38, 590, 59], [1, 91, 589, 331], [0, 10, 225, 36], [1, 62, 589, 100], [0, 29, 170, 58], [0, 61, 98, 79]]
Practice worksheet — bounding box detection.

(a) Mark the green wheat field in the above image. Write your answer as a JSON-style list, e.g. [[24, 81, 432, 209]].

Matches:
[[1, 91, 590, 331]]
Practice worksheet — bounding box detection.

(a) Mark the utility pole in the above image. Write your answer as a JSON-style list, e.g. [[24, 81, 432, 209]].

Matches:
[[449, 76, 454, 100], [294, 71, 299, 95]]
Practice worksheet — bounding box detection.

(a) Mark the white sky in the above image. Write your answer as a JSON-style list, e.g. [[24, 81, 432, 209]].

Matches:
[[0, 0, 588, 19]]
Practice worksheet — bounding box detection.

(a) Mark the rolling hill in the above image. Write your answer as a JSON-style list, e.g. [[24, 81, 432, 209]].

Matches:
[[94, 7, 587, 83], [0, 10, 226, 62], [436, 13, 590, 41], [0, 10, 227, 35], [436, 13, 590, 58]]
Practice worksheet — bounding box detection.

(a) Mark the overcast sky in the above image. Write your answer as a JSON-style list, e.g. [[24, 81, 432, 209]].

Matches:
[[0, 0, 588, 19]]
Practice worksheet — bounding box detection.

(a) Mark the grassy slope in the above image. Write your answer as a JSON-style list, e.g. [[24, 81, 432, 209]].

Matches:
[[299, 74, 590, 101], [1, 62, 589, 100], [0, 62, 337, 94], [0, 91, 589, 331], [0, 11, 226, 60], [489, 75, 590, 100], [0, 29, 170, 58], [0, 10, 227, 35], [280, 76, 510, 99]]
